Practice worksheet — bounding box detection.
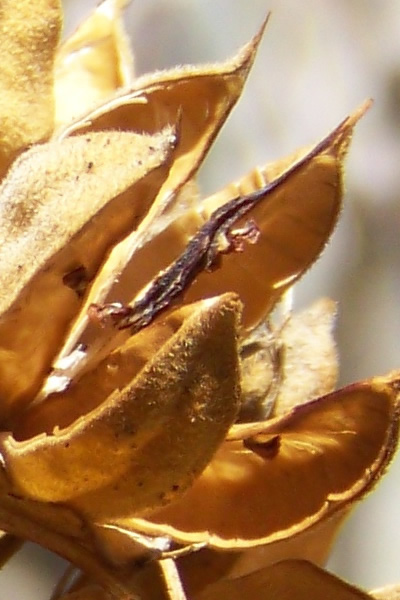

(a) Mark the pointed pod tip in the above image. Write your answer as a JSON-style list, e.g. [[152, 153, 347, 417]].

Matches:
[[202, 291, 242, 312], [252, 11, 272, 47], [195, 293, 243, 345], [351, 97, 374, 121], [313, 98, 373, 162], [233, 11, 271, 73], [341, 98, 373, 133]]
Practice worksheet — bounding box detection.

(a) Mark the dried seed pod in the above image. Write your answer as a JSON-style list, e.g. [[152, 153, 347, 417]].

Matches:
[[0, 128, 176, 422], [0, 1, 387, 597], [51, 26, 266, 375], [59, 104, 368, 383], [183, 102, 371, 328], [0, 294, 242, 520], [51, 25, 267, 373], [60, 21, 266, 205], [117, 373, 400, 553]]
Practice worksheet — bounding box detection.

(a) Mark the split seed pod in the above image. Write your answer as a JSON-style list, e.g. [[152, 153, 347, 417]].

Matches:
[[2, 295, 242, 519], [0, 2, 396, 600], [107, 374, 400, 595]]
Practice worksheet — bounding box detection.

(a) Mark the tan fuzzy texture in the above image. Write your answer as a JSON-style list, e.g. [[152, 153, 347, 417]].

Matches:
[[0, 0, 61, 175], [0, 128, 176, 421], [3, 295, 241, 518]]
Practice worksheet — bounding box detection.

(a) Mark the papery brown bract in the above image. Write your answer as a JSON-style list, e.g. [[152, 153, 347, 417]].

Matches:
[[126, 375, 400, 547], [102, 373, 400, 596], [185, 105, 368, 328]]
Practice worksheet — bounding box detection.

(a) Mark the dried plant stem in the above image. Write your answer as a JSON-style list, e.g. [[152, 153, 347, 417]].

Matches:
[[160, 558, 188, 600], [0, 500, 137, 600]]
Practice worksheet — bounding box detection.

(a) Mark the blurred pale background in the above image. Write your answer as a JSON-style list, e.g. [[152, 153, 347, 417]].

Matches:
[[2, 1, 400, 597]]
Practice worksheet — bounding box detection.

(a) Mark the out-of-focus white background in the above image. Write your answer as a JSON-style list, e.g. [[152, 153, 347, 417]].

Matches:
[[2, 1, 400, 597]]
